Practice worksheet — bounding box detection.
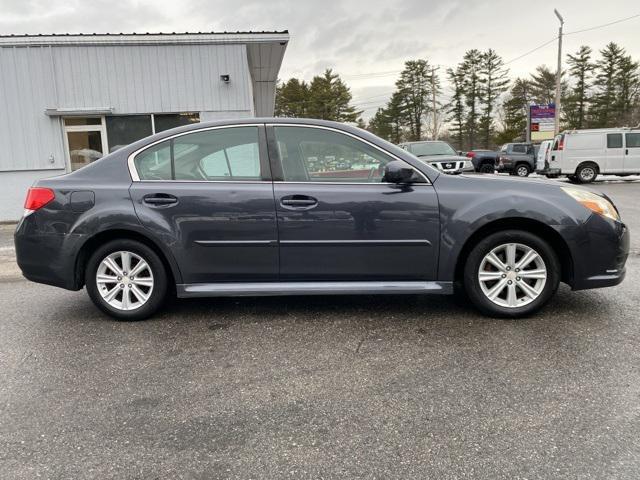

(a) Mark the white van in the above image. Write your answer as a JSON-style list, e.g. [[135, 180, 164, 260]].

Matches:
[[541, 127, 640, 183]]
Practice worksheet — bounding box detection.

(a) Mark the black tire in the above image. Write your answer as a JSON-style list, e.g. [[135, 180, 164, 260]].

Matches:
[[575, 163, 598, 184], [463, 230, 560, 318], [85, 239, 168, 321], [514, 163, 531, 177], [567, 175, 580, 184], [479, 163, 495, 174]]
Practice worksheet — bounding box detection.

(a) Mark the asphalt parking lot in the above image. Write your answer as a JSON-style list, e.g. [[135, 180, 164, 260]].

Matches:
[[1, 179, 639, 479]]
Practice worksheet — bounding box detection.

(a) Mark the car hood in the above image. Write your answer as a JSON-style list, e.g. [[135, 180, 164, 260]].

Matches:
[[418, 155, 468, 162]]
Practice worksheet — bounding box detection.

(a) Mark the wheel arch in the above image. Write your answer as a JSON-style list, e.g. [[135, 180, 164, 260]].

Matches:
[[453, 217, 574, 287], [575, 161, 600, 175], [74, 228, 181, 289]]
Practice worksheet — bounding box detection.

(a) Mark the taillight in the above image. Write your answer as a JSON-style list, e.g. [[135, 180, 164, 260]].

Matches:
[[24, 187, 55, 213], [466, 152, 475, 158]]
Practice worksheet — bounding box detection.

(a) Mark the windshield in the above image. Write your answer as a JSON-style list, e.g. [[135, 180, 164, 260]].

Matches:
[[408, 142, 457, 157]]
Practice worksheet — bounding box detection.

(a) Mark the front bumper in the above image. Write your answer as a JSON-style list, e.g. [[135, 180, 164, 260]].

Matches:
[[568, 214, 629, 291], [428, 160, 474, 175]]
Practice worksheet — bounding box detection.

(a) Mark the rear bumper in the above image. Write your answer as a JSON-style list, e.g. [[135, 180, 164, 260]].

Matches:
[[14, 215, 85, 291]]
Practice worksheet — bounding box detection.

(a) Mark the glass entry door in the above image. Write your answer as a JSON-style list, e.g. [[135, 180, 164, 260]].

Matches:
[[63, 117, 108, 171]]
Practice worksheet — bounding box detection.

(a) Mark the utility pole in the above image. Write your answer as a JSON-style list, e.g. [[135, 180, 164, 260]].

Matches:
[[430, 66, 440, 140], [554, 8, 564, 136]]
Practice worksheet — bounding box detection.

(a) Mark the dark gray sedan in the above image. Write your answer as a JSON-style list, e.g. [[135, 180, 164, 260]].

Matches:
[[14, 119, 629, 320]]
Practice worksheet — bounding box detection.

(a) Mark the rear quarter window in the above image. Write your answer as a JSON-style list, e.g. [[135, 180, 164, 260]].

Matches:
[[626, 133, 640, 148]]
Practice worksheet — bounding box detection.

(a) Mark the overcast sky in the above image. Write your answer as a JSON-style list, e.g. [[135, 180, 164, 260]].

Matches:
[[1, 0, 639, 117]]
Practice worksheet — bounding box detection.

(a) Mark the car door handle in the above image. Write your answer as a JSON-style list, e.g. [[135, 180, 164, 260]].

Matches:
[[143, 194, 178, 206], [280, 195, 318, 209]]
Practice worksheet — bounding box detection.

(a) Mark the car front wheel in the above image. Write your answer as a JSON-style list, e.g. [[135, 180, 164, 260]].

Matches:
[[463, 230, 560, 318], [85, 239, 168, 321]]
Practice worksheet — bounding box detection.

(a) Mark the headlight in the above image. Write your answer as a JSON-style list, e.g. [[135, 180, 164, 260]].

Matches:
[[562, 187, 620, 222]]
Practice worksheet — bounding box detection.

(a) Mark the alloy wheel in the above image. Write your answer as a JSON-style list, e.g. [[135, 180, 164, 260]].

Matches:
[[516, 165, 529, 177], [96, 251, 154, 311], [477, 243, 547, 308]]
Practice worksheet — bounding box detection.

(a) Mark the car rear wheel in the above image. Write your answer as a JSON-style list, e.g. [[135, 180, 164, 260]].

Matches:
[[514, 164, 531, 177], [463, 230, 560, 318], [86, 239, 167, 321], [479, 163, 495, 174]]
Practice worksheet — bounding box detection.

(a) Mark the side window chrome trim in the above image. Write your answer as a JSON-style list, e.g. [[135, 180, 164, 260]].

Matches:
[[127, 123, 265, 182], [270, 123, 432, 185]]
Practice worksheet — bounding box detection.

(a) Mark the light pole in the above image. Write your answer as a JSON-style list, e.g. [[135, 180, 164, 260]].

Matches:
[[554, 8, 564, 136]]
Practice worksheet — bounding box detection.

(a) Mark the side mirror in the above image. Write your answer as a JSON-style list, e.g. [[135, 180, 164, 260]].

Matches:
[[383, 160, 415, 183]]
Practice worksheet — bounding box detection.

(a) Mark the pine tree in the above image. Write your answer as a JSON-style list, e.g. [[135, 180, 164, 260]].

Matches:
[[530, 65, 560, 105], [395, 60, 433, 141], [446, 66, 466, 150], [591, 43, 624, 127], [460, 49, 483, 149], [614, 54, 640, 126], [275, 78, 310, 117], [478, 49, 510, 148], [495, 78, 531, 144], [307, 69, 360, 122], [564, 46, 595, 129]]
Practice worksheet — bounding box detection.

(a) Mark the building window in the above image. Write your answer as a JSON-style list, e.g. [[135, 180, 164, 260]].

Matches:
[[63, 117, 108, 171], [154, 113, 200, 133], [105, 113, 200, 152], [106, 115, 153, 153]]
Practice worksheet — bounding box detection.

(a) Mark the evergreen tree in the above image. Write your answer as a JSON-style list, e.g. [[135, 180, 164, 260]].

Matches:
[[530, 65, 560, 104], [395, 60, 433, 141], [614, 54, 640, 126], [275, 78, 310, 117], [460, 49, 483, 149], [564, 46, 595, 129], [495, 78, 531, 144], [446, 66, 466, 150], [307, 69, 360, 122], [590, 43, 624, 127], [478, 49, 510, 148]]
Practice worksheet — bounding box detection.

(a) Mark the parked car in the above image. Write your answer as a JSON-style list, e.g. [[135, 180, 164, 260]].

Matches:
[[540, 128, 640, 183], [495, 143, 538, 177], [467, 149, 499, 173], [15, 118, 629, 320], [535, 140, 554, 174], [398, 140, 474, 174]]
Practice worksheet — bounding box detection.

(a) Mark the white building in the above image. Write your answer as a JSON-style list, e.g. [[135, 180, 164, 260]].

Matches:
[[0, 31, 289, 220]]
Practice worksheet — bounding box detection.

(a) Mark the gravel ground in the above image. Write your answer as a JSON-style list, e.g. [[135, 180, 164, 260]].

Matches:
[[0, 179, 638, 479]]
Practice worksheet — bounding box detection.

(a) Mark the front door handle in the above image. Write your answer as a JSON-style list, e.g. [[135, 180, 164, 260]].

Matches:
[[280, 195, 318, 210], [143, 193, 178, 206]]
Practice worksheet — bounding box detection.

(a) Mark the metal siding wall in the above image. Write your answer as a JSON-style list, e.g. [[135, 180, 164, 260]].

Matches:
[[50, 43, 253, 114], [0, 47, 66, 172]]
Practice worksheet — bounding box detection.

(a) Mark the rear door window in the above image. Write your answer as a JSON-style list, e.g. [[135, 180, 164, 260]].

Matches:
[[607, 133, 623, 149], [512, 145, 527, 154]]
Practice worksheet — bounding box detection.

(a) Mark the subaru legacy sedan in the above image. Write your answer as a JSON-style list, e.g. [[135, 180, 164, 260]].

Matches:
[[15, 119, 629, 320]]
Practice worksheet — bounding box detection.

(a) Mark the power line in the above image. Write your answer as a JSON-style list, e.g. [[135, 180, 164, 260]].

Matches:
[[565, 12, 640, 35], [503, 36, 559, 66]]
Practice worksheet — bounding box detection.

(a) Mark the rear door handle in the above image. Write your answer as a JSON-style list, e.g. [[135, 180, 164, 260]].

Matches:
[[143, 194, 178, 206], [280, 195, 318, 209]]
